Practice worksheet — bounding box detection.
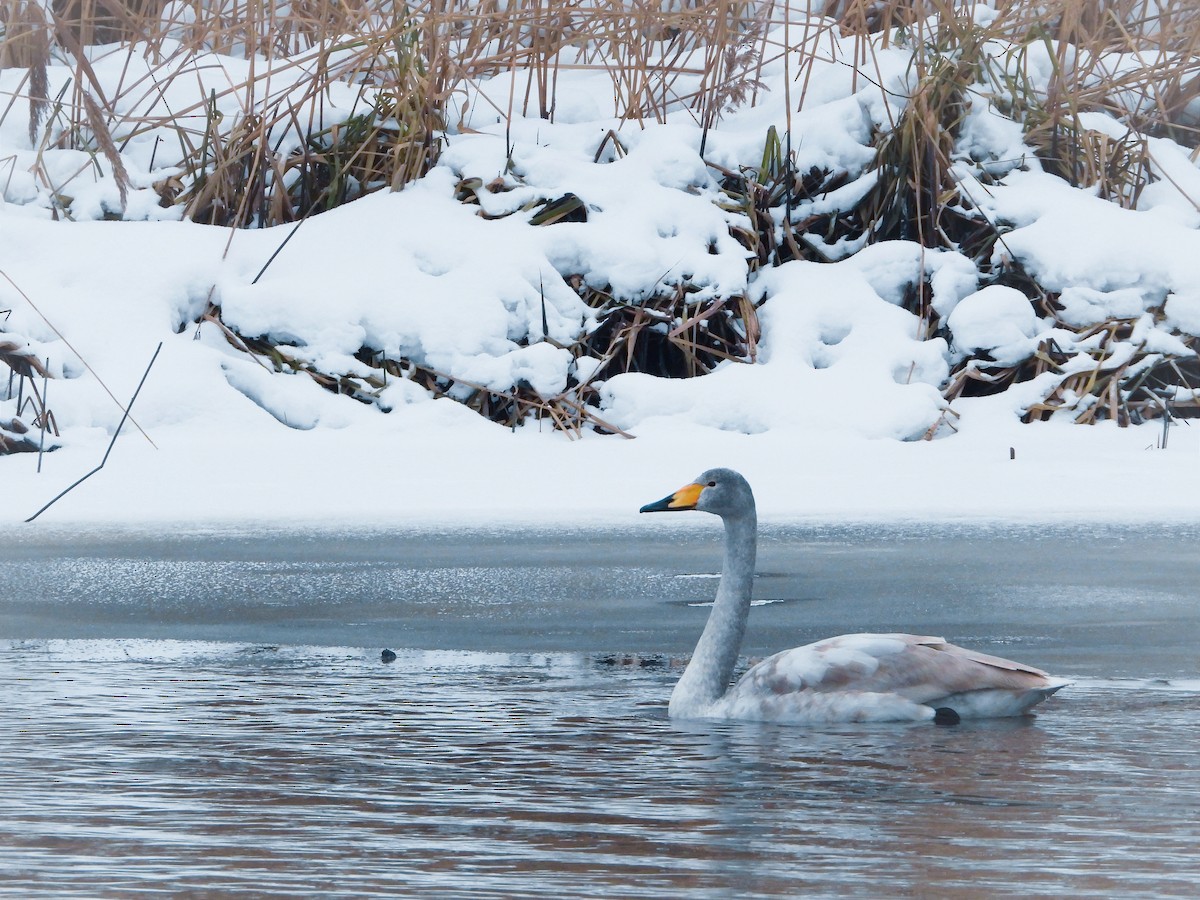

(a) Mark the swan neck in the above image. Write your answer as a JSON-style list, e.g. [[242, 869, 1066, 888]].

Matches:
[[670, 511, 757, 716]]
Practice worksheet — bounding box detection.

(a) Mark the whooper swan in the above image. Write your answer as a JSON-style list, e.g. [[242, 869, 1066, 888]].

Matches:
[[641, 468, 1069, 724]]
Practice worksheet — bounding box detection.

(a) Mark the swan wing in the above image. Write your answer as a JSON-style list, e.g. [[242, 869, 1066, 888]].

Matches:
[[719, 633, 1068, 722]]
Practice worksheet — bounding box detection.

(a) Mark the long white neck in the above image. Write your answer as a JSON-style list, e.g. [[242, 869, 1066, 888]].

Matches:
[[669, 510, 757, 717]]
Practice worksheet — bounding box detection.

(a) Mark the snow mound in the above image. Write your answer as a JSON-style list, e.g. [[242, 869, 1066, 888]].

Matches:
[[947, 286, 1040, 365]]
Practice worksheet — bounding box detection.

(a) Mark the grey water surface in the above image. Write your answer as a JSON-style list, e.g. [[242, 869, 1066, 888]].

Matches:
[[2, 521, 1199, 897]]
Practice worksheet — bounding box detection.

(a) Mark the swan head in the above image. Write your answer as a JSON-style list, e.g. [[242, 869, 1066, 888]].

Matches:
[[639, 468, 755, 519]]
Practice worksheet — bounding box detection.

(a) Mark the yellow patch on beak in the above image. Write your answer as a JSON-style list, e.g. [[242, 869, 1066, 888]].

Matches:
[[640, 480, 705, 513], [668, 482, 704, 509]]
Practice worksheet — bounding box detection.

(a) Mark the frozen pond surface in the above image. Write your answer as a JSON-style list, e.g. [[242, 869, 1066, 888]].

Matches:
[[3, 522, 1200, 896]]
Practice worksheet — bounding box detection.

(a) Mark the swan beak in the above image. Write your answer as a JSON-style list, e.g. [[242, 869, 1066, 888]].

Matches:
[[640, 482, 703, 513]]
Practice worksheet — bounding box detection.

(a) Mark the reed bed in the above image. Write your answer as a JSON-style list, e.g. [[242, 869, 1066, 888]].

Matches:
[[14, 0, 1192, 227], [1, 0, 1198, 445]]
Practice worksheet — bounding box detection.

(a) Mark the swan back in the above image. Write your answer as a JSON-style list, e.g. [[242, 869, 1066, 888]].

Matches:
[[720, 634, 1069, 723]]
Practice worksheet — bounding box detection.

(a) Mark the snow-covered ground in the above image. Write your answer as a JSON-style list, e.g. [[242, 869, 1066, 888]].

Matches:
[[2, 8, 1199, 527]]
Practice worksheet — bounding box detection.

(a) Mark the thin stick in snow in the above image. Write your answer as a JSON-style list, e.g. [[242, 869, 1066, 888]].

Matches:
[[36, 358, 48, 473], [25, 343, 162, 524]]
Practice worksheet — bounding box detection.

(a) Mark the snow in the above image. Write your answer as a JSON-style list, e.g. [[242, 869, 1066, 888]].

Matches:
[[1056, 287, 1147, 329], [3, 9, 1200, 528], [947, 285, 1040, 364]]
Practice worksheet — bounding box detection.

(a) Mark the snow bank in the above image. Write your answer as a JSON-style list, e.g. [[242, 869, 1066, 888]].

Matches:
[[3, 8, 1200, 527]]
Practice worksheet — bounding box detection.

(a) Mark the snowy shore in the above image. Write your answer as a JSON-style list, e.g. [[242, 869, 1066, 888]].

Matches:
[[3, 6, 1199, 527], [6, 397, 1198, 526]]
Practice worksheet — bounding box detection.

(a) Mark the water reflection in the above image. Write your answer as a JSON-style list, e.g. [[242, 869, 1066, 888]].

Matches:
[[2, 640, 1198, 897]]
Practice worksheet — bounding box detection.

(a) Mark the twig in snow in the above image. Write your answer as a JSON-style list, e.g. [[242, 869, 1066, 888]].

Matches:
[[248, 192, 332, 286], [250, 217, 307, 285], [36, 358, 48, 473], [25, 343, 162, 523]]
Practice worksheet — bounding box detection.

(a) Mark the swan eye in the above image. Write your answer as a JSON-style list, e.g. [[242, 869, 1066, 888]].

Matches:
[[706, 480, 717, 487]]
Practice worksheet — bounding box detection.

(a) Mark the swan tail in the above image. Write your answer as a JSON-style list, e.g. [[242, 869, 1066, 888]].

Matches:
[[934, 678, 1071, 719]]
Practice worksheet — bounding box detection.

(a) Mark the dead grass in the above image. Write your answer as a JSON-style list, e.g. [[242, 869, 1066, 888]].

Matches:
[[11, 0, 1195, 228]]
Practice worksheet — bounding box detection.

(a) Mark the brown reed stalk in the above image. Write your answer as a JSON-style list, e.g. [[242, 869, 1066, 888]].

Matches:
[[81, 91, 131, 212], [0, 0, 52, 144]]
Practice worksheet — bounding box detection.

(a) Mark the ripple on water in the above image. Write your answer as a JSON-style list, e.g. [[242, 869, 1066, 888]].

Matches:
[[2, 640, 1199, 898]]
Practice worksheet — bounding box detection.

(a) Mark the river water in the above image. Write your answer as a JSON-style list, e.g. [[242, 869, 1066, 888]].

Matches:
[[2, 522, 1199, 897]]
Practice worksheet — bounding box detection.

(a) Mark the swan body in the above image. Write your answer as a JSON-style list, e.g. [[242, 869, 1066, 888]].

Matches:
[[641, 468, 1069, 724]]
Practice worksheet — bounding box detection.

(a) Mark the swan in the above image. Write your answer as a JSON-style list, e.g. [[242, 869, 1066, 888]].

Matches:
[[641, 468, 1069, 724]]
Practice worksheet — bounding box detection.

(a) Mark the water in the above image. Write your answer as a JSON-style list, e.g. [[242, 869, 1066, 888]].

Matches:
[[3, 523, 1200, 897]]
